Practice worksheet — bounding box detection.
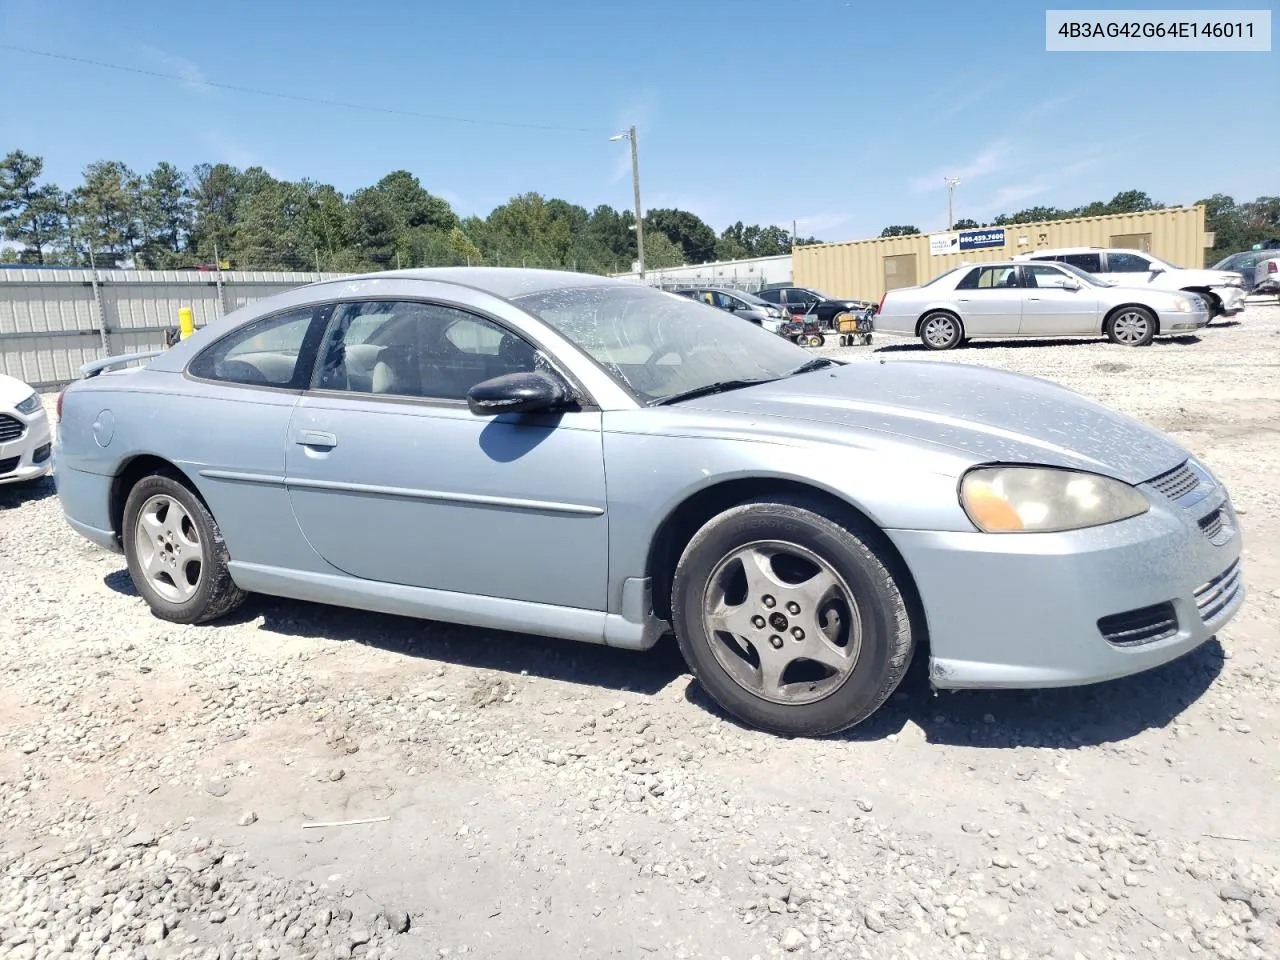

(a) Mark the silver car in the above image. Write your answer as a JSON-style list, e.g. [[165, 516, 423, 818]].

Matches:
[[875, 260, 1209, 350], [54, 268, 1244, 736]]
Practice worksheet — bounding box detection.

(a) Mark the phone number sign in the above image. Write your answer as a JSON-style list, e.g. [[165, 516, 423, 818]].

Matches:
[[958, 228, 1006, 251]]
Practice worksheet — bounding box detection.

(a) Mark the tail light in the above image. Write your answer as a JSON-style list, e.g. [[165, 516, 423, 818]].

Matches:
[[877, 292, 888, 314], [1268, 261, 1277, 274], [56, 389, 65, 423]]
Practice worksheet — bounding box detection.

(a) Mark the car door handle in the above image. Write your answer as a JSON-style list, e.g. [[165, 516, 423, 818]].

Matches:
[[295, 430, 338, 448], [1027, 297, 1041, 301], [957, 297, 970, 301]]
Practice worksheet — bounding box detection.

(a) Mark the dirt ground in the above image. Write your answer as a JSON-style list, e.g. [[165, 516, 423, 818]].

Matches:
[[2, 300, 1279, 960]]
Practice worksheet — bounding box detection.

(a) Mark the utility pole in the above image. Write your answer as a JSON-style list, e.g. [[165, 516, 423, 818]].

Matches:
[[792, 219, 797, 249], [612, 126, 645, 280], [945, 177, 961, 230]]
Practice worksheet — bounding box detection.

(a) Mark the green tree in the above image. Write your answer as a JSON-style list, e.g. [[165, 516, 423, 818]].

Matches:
[[138, 162, 193, 268], [346, 185, 400, 269], [641, 230, 684, 270], [645, 208, 717, 263], [879, 224, 920, 237], [188, 163, 241, 264], [952, 218, 980, 229], [0, 150, 68, 264], [70, 161, 144, 266]]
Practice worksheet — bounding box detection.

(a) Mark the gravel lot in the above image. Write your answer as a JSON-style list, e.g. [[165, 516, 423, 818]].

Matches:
[[3, 300, 1279, 960]]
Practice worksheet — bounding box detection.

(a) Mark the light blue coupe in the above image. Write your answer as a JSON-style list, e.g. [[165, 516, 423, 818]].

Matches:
[[54, 268, 1245, 736]]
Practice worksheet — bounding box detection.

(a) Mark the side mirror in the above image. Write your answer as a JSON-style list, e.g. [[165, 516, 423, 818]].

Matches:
[[1063, 279, 1081, 291], [467, 370, 575, 416], [1148, 264, 1164, 274]]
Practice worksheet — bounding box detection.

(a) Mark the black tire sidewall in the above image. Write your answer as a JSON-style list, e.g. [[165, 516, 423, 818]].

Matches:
[[672, 500, 910, 737], [122, 475, 225, 623]]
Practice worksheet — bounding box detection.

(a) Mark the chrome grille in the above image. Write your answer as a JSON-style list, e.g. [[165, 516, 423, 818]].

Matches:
[[1195, 560, 1242, 625], [1147, 461, 1200, 502], [0, 414, 25, 444], [0, 455, 18, 475], [1098, 601, 1179, 647]]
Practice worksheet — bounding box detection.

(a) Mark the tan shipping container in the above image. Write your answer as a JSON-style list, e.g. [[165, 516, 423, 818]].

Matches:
[[794, 206, 1207, 302]]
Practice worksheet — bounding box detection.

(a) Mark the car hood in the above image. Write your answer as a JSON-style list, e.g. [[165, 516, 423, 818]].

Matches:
[[683, 360, 1187, 484], [0, 373, 37, 408], [1172, 268, 1240, 287]]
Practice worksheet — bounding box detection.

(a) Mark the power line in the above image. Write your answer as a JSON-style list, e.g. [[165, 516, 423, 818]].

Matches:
[[0, 44, 604, 135]]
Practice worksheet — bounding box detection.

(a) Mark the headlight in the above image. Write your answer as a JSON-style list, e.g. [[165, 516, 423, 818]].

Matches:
[[1171, 296, 1194, 312], [15, 392, 40, 415], [959, 466, 1149, 533]]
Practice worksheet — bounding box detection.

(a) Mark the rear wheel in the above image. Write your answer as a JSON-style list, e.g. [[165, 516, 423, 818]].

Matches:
[[1106, 307, 1156, 346], [671, 496, 915, 737], [122, 474, 247, 624], [919, 312, 963, 350]]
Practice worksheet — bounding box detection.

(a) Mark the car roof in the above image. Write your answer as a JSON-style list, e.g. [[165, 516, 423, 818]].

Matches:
[[304, 266, 625, 300], [1012, 247, 1109, 259]]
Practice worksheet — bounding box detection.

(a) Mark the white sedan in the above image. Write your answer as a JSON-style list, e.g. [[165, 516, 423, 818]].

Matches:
[[0, 374, 53, 486], [874, 260, 1209, 350]]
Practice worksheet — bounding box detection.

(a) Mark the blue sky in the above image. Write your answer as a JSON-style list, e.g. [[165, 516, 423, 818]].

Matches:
[[1, 0, 1276, 243]]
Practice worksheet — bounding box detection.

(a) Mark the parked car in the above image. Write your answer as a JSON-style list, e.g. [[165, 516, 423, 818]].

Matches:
[[1253, 255, 1280, 297], [755, 286, 876, 325], [1011, 247, 1246, 319], [0, 373, 53, 487], [55, 267, 1244, 737], [671, 287, 785, 332], [1211, 249, 1280, 297], [874, 260, 1209, 349]]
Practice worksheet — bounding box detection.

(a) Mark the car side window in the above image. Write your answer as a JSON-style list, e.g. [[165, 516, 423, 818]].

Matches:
[[314, 300, 545, 402], [1107, 253, 1151, 272], [188, 306, 323, 388], [756, 288, 781, 304], [959, 266, 1019, 289], [1023, 265, 1076, 289], [1061, 253, 1102, 272], [714, 292, 736, 309]]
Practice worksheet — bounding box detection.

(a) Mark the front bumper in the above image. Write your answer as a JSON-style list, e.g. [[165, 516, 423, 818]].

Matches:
[[1213, 285, 1246, 315], [0, 409, 53, 486], [887, 464, 1244, 689], [1163, 304, 1209, 332]]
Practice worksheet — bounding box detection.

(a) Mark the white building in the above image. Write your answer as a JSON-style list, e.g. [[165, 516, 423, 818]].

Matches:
[[611, 253, 793, 291]]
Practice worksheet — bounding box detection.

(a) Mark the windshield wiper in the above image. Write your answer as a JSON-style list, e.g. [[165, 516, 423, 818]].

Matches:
[[786, 357, 839, 377], [651, 378, 776, 406]]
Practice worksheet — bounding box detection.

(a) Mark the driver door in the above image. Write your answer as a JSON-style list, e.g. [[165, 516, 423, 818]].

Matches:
[[284, 298, 608, 611]]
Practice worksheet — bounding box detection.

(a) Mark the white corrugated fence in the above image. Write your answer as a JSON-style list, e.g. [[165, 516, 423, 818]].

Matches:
[[0, 268, 347, 388]]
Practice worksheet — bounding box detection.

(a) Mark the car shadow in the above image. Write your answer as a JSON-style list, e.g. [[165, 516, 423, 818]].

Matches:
[[683, 638, 1225, 749], [100, 570, 1225, 745], [874, 335, 1203, 353], [0, 474, 56, 508]]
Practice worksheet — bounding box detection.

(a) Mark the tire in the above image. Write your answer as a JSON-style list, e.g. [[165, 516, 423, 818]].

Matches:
[[919, 311, 963, 350], [808, 334, 825, 347], [670, 496, 915, 737], [122, 473, 247, 624], [1106, 306, 1156, 347], [1187, 290, 1219, 321]]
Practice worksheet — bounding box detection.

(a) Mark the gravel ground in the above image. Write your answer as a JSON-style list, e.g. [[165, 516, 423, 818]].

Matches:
[[2, 300, 1279, 960]]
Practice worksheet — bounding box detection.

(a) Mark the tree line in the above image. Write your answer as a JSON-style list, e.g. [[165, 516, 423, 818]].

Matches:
[[878, 189, 1280, 266], [0, 150, 821, 274]]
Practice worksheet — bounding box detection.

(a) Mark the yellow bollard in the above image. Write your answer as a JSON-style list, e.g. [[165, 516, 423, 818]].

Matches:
[[178, 307, 195, 340]]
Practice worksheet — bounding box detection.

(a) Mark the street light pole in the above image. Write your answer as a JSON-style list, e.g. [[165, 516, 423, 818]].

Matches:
[[945, 176, 961, 230], [611, 126, 645, 280]]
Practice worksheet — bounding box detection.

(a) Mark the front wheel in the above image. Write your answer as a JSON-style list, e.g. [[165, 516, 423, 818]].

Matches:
[[671, 497, 915, 737], [122, 473, 247, 624], [1106, 307, 1156, 346], [919, 312, 963, 350]]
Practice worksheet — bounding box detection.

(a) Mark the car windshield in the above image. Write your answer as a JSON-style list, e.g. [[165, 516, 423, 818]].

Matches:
[[513, 284, 814, 404]]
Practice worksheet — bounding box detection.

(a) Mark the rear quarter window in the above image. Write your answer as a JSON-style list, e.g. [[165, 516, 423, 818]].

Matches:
[[188, 305, 326, 388]]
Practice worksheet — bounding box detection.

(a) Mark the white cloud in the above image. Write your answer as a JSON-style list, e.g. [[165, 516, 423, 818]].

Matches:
[[938, 82, 1002, 119], [908, 140, 1013, 195], [139, 44, 211, 95]]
